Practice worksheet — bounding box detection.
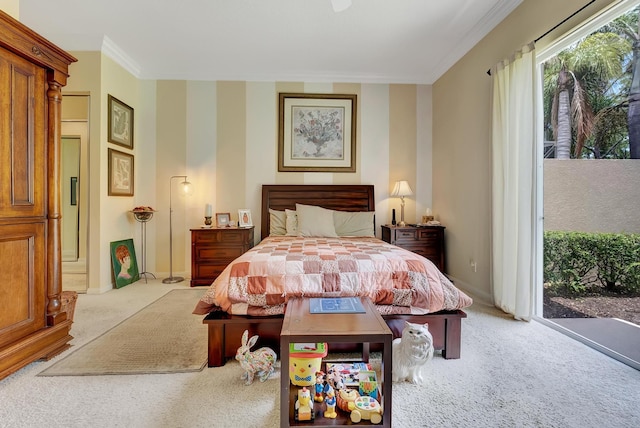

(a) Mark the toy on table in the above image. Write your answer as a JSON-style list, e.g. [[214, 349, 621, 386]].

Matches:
[[323, 385, 337, 419], [326, 365, 345, 390], [235, 330, 277, 385], [294, 386, 314, 422], [289, 343, 327, 387], [336, 387, 360, 412], [358, 370, 379, 401], [350, 396, 383, 424], [314, 371, 325, 402]]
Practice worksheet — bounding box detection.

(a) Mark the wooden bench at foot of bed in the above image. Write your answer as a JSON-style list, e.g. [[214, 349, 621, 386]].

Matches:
[[203, 309, 467, 367]]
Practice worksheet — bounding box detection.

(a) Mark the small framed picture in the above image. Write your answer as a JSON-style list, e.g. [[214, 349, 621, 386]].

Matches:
[[216, 212, 230, 228], [108, 148, 134, 196], [108, 95, 134, 149], [238, 209, 253, 227]]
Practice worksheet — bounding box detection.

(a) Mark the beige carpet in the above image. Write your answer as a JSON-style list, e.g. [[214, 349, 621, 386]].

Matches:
[[39, 289, 207, 376]]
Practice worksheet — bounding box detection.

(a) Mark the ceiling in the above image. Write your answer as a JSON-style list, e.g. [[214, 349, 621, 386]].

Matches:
[[19, 0, 523, 84]]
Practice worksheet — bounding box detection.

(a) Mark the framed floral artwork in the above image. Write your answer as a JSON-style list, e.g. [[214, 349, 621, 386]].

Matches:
[[108, 148, 134, 196], [278, 93, 357, 172], [108, 95, 134, 149]]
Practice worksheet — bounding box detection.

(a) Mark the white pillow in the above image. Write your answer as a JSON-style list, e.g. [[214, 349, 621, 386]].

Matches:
[[295, 203, 338, 237], [333, 211, 375, 237], [285, 209, 298, 236], [269, 209, 286, 236]]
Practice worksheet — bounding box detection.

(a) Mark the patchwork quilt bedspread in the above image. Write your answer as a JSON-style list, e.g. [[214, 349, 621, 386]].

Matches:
[[193, 236, 473, 316]]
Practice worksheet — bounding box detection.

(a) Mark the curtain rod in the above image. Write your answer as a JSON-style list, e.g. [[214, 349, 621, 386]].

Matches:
[[486, 0, 596, 76]]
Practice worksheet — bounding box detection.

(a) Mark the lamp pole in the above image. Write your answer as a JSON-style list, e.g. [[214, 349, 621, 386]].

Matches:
[[163, 175, 191, 284]]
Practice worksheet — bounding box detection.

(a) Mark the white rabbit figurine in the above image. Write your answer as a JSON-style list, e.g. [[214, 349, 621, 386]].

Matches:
[[235, 330, 277, 385]]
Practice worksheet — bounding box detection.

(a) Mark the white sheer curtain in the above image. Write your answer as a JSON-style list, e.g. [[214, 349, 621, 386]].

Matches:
[[491, 43, 537, 321]]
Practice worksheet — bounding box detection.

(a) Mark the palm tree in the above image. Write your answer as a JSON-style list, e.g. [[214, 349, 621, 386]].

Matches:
[[545, 32, 630, 159], [600, 6, 640, 159]]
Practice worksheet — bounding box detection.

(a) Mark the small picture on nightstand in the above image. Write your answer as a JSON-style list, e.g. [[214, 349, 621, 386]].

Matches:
[[238, 209, 252, 227], [216, 212, 230, 228]]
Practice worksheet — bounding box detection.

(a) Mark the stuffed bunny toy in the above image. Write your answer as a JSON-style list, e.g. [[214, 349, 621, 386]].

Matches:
[[235, 330, 277, 385]]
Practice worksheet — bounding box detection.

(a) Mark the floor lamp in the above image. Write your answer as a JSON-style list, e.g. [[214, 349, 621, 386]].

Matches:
[[163, 175, 192, 284]]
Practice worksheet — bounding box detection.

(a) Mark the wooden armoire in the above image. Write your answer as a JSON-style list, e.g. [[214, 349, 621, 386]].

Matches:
[[0, 10, 77, 380]]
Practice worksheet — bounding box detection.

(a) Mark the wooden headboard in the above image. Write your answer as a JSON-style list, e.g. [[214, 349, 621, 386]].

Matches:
[[261, 185, 375, 240]]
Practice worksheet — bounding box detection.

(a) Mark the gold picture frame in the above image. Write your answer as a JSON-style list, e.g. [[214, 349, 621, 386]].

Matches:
[[108, 148, 134, 196], [108, 95, 134, 149], [278, 93, 356, 172]]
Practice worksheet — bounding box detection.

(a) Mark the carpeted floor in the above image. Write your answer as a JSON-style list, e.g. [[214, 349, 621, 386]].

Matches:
[[39, 288, 207, 376], [1, 280, 639, 427]]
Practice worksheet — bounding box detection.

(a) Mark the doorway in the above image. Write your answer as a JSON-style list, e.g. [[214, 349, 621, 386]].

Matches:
[[61, 94, 90, 293]]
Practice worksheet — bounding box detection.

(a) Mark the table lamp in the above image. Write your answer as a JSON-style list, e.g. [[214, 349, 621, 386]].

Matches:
[[391, 180, 413, 227]]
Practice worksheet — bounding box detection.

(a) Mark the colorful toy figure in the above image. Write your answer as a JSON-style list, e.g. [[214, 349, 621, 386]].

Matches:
[[336, 387, 360, 412], [326, 365, 345, 390], [294, 387, 314, 421], [314, 371, 325, 402], [324, 385, 337, 419], [235, 330, 277, 385], [350, 396, 383, 424]]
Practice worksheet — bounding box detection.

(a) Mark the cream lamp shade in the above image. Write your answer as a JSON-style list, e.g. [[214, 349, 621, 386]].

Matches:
[[391, 180, 413, 227]]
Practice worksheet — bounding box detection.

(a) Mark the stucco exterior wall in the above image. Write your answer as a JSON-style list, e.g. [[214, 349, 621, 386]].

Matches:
[[544, 160, 640, 234]]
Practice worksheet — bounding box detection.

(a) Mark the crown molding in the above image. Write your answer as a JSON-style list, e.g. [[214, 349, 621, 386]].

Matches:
[[101, 36, 142, 78]]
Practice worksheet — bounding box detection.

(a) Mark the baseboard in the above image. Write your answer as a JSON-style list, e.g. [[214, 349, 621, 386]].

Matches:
[[447, 275, 493, 307]]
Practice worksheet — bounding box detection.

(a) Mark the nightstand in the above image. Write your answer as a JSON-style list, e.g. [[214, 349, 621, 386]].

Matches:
[[190, 227, 254, 287], [381, 224, 446, 272]]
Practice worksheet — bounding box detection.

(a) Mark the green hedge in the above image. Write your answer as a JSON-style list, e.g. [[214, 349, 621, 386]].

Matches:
[[544, 231, 640, 295]]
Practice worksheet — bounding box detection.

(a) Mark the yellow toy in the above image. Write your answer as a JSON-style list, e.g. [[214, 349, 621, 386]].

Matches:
[[336, 388, 360, 412], [294, 387, 314, 421], [350, 395, 383, 424], [323, 385, 337, 419]]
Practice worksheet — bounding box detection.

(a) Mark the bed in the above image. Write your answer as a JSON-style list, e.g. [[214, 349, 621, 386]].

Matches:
[[193, 184, 473, 367]]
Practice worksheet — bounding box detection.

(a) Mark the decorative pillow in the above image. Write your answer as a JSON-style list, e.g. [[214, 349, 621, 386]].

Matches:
[[285, 209, 298, 236], [269, 209, 286, 236], [295, 203, 338, 237], [333, 210, 375, 237]]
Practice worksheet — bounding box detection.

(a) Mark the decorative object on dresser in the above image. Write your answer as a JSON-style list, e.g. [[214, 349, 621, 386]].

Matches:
[[238, 209, 253, 227], [204, 204, 213, 226], [0, 10, 77, 380], [107, 94, 134, 149], [390, 180, 413, 226], [190, 226, 254, 287], [215, 212, 230, 228], [163, 175, 192, 284], [278, 93, 357, 173], [381, 224, 446, 272]]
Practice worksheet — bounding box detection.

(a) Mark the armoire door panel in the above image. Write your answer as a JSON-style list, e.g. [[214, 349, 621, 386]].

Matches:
[[0, 47, 46, 218], [0, 222, 46, 348]]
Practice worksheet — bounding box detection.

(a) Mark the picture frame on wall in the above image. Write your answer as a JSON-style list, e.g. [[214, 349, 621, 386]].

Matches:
[[278, 93, 357, 172], [108, 94, 134, 149], [238, 209, 252, 227], [108, 148, 134, 196], [110, 238, 140, 288], [216, 212, 231, 228]]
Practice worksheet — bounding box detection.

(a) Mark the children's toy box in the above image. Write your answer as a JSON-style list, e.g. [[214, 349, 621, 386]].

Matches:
[[289, 343, 328, 386]]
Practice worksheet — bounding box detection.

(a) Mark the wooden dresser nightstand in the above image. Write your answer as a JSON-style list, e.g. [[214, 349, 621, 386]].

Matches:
[[381, 224, 446, 272], [190, 227, 254, 287]]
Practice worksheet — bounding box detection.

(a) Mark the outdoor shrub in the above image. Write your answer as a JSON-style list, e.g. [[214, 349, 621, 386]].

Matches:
[[544, 231, 640, 295]]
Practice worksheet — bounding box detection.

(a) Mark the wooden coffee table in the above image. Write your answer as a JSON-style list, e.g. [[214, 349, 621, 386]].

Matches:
[[280, 297, 393, 428]]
